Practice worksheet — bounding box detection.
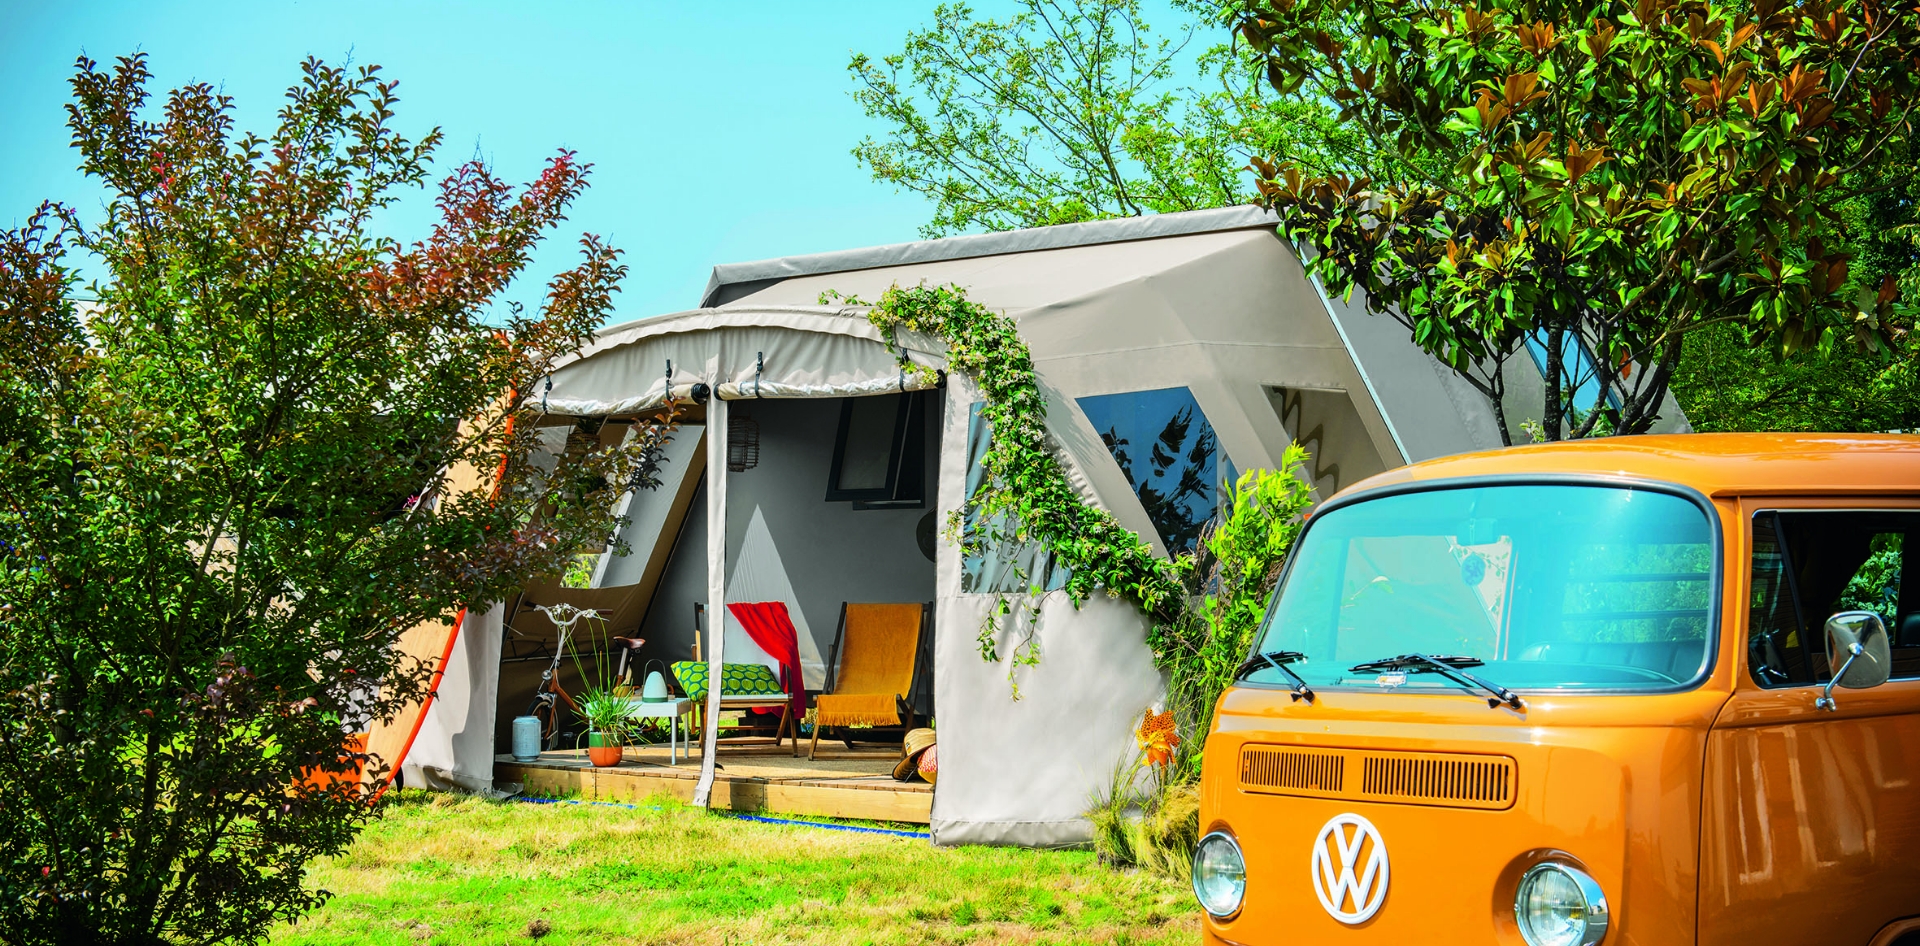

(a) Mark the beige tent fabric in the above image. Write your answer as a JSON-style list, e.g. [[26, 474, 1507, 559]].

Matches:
[[402, 603, 504, 793], [542, 308, 944, 417], [928, 376, 1166, 847], [693, 393, 729, 807]]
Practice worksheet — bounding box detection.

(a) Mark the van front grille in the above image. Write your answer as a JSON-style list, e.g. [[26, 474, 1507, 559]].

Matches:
[[1238, 745, 1515, 810], [1241, 747, 1345, 796], [1359, 752, 1513, 808]]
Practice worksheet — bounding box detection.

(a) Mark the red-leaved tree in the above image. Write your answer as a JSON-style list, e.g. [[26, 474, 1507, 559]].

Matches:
[[0, 55, 668, 944]]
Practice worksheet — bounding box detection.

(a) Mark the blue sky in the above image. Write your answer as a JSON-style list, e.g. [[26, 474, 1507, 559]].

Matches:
[[0, 2, 973, 321]]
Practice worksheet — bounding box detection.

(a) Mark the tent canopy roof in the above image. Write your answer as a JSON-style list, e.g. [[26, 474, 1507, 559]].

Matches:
[[700, 206, 1281, 307]]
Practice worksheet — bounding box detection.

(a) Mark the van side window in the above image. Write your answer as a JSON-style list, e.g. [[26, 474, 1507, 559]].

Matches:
[[1747, 510, 1920, 688]]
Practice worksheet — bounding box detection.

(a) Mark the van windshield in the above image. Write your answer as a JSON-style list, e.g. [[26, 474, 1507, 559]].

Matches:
[[1246, 484, 1716, 693]]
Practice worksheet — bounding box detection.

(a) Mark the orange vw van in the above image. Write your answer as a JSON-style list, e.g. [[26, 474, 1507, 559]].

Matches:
[[1195, 434, 1920, 946]]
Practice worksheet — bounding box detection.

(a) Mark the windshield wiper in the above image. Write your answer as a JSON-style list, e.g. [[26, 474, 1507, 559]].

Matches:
[[1234, 650, 1316, 703], [1348, 653, 1523, 710]]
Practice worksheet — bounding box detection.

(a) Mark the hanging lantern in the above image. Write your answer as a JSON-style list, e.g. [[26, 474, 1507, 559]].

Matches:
[[728, 408, 760, 472]]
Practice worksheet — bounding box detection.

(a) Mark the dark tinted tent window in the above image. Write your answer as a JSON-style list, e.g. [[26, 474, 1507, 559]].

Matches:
[[834, 397, 898, 491], [1748, 510, 1920, 688], [823, 392, 927, 508], [1075, 387, 1222, 554]]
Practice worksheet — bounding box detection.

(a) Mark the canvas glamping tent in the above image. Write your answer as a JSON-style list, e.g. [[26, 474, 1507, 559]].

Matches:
[[398, 205, 1688, 845]]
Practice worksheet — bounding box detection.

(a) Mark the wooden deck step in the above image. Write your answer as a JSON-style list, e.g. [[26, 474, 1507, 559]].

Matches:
[[495, 747, 932, 825]]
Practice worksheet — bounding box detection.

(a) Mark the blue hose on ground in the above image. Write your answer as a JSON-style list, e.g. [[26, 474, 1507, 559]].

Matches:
[[507, 795, 930, 839], [720, 812, 930, 839]]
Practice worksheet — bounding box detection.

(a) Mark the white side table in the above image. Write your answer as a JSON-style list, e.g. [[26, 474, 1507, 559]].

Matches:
[[626, 698, 694, 764]]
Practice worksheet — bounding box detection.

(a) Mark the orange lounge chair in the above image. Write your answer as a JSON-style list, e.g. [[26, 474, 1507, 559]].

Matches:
[[810, 602, 930, 759]]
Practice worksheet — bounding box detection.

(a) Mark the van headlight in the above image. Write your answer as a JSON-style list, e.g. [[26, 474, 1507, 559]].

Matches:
[[1192, 830, 1247, 918], [1514, 862, 1610, 946]]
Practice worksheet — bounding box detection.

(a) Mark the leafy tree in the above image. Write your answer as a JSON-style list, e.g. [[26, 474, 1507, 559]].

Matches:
[[1673, 133, 1920, 432], [0, 55, 664, 944], [1235, 0, 1920, 441], [1674, 319, 1920, 431], [849, 0, 1358, 236]]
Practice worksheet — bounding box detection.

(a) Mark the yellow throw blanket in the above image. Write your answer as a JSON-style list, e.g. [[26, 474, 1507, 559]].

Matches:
[[814, 603, 922, 728]]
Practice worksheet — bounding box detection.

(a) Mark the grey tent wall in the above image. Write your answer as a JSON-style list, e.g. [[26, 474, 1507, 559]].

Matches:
[[928, 377, 1164, 847]]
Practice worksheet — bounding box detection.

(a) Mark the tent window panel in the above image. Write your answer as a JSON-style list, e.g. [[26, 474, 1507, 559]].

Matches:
[[960, 402, 1068, 594], [836, 397, 898, 491], [1269, 386, 1391, 496], [1525, 330, 1619, 411], [825, 392, 927, 508], [1075, 386, 1221, 554]]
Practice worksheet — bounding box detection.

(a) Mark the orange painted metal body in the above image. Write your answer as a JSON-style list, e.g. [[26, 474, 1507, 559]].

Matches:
[[1200, 434, 1920, 946]]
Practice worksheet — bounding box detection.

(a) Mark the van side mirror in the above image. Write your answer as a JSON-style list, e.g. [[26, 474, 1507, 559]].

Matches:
[[1816, 611, 1891, 711]]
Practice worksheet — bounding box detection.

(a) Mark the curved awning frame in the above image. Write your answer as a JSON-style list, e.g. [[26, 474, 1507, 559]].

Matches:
[[541, 306, 947, 417]]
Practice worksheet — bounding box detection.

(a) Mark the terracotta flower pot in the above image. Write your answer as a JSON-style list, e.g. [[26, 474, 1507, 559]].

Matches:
[[586, 730, 623, 767]]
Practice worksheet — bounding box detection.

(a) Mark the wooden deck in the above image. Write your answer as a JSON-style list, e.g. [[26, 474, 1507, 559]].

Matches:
[[495, 744, 933, 824]]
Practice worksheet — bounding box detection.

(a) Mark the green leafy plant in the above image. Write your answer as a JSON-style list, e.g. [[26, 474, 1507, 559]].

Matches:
[[0, 55, 660, 944], [574, 691, 637, 743], [849, 0, 1360, 237], [1234, 0, 1920, 442], [1154, 460, 1314, 777], [565, 610, 637, 740], [1837, 533, 1903, 624]]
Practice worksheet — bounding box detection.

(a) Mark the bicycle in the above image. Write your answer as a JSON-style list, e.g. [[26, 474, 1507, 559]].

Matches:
[[520, 602, 647, 750], [522, 603, 600, 750]]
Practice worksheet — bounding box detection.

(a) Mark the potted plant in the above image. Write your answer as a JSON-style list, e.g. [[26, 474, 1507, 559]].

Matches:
[[578, 689, 633, 767], [555, 602, 640, 767]]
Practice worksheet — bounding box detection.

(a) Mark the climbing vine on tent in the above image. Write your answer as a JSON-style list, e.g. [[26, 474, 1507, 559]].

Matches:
[[822, 284, 1186, 675]]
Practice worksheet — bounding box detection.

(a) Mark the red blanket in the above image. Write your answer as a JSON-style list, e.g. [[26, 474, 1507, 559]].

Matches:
[[726, 601, 805, 720]]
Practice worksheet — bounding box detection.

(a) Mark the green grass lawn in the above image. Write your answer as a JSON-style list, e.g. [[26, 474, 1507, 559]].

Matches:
[[271, 791, 1198, 945]]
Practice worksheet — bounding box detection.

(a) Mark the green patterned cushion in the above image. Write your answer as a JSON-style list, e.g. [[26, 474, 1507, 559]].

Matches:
[[670, 661, 785, 702]]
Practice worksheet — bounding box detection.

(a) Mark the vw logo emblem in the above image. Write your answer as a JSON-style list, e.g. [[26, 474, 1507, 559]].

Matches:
[[1310, 812, 1389, 924]]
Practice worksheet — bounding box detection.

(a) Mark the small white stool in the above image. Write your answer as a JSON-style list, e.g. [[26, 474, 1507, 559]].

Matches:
[[626, 698, 694, 764]]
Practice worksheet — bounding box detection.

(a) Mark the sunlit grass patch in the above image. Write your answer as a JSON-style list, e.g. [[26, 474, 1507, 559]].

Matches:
[[272, 790, 1195, 945]]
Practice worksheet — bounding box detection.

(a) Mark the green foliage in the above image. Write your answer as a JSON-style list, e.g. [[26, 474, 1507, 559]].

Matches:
[[566, 610, 638, 738], [0, 55, 660, 944], [574, 691, 637, 741], [849, 0, 1358, 237], [1673, 319, 1920, 431], [1087, 759, 1202, 881], [1837, 533, 1903, 623], [1154, 460, 1314, 776], [1236, 0, 1920, 442], [1671, 133, 1920, 432]]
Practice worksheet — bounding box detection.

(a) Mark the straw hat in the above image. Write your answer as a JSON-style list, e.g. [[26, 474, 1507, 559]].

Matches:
[[892, 728, 937, 781]]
